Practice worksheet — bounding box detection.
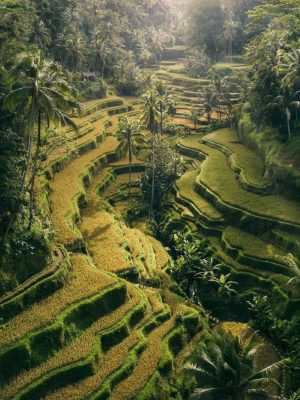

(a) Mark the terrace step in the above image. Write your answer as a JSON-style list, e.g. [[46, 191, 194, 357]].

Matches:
[[0, 247, 69, 322], [48, 136, 125, 250], [0, 255, 115, 350], [179, 134, 300, 236], [80, 209, 161, 282], [0, 282, 145, 400], [207, 236, 291, 300], [175, 170, 225, 228], [0, 256, 126, 391], [221, 226, 293, 278], [47, 99, 135, 167], [202, 129, 274, 195], [269, 229, 300, 258], [108, 290, 202, 400], [41, 290, 170, 400]]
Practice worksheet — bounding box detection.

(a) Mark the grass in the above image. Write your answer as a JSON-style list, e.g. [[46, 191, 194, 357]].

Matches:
[[0, 255, 115, 348], [46, 96, 126, 166], [106, 287, 200, 400], [44, 332, 144, 400], [80, 210, 140, 276], [222, 226, 292, 277], [4, 51, 287, 400], [0, 251, 71, 322], [175, 170, 224, 223], [179, 133, 300, 230], [270, 229, 300, 256], [78, 152, 165, 282], [204, 129, 272, 190], [0, 283, 142, 400], [0, 279, 126, 386], [223, 227, 288, 265], [213, 62, 246, 71], [41, 294, 170, 400], [127, 229, 158, 278], [49, 136, 120, 247], [147, 236, 170, 270], [103, 172, 141, 198], [239, 112, 300, 192], [108, 319, 174, 399], [208, 236, 291, 297]]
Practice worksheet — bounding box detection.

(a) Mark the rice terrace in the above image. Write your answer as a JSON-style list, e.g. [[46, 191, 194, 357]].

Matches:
[[0, 0, 299, 399]]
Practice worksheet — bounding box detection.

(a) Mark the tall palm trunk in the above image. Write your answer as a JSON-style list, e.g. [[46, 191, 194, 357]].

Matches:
[[286, 108, 291, 141], [2, 100, 35, 242], [28, 109, 42, 229], [160, 101, 163, 135], [150, 134, 155, 217], [102, 57, 105, 79], [150, 108, 156, 217], [128, 133, 132, 197]]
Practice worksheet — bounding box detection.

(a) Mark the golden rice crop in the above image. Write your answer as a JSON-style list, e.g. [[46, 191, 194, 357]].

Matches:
[[41, 288, 165, 399], [1, 283, 142, 400], [143, 289, 165, 315], [0, 255, 115, 348], [43, 332, 142, 400], [81, 96, 121, 112], [50, 136, 119, 246], [148, 236, 170, 270], [109, 317, 175, 400], [132, 230, 157, 276], [80, 211, 133, 273], [216, 321, 249, 338], [174, 330, 205, 373], [121, 227, 149, 280], [108, 288, 195, 400], [43, 94, 129, 172]]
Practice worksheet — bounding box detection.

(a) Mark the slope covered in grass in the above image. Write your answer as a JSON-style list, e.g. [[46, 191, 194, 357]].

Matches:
[[179, 133, 300, 229]]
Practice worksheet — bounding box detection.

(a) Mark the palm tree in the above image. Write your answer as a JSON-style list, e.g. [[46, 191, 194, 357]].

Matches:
[[139, 71, 156, 94], [31, 19, 51, 50], [190, 107, 200, 130], [224, 17, 240, 63], [116, 117, 145, 196], [155, 81, 177, 134], [140, 90, 160, 215], [266, 94, 293, 141], [280, 46, 300, 88], [54, 33, 85, 72], [201, 88, 218, 125], [288, 389, 300, 400], [276, 253, 300, 286], [185, 331, 287, 400], [165, 92, 177, 122], [90, 34, 111, 78], [4, 51, 81, 233]]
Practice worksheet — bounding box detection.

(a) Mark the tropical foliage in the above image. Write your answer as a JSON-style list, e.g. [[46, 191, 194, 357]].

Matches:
[[185, 331, 287, 400]]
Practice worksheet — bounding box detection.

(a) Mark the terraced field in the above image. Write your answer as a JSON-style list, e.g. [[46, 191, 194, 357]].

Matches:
[[174, 129, 300, 303], [154, 50, 243, 129], [0, 90, 206, 399], [1, 48, 298, 399]]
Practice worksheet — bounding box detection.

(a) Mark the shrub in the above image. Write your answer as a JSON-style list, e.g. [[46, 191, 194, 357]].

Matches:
[[184, 47, 212, 78]]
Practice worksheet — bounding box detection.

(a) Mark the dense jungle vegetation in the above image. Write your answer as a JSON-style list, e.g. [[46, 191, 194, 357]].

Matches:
[[0, 0, 299, 399]]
